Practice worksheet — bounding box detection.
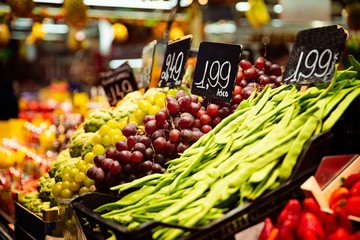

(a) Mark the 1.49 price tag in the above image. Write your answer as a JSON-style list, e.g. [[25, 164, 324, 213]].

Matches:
[[283, 25, 348, 84], [99, 62, 138, 106], [191, 42, 242, 102], [158, 35, 192, 88]]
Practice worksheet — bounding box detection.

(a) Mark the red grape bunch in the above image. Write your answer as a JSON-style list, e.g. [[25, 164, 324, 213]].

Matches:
[[234, 57, 283, 101], [87, 90, 233, 193]]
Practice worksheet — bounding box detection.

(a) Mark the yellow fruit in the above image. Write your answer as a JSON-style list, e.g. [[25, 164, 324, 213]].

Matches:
[[245, 0, 270, 29], [0, 24, 10, 47], [113, 23, 128, 43], [169, 27, 184, 40], [148, 105, 160, 115], [0, 147, 15, 169]]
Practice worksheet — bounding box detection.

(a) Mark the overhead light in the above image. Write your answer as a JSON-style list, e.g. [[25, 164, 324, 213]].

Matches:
[[204, 21, 237, 34], [235, 2, 250, 12], [33, 0, 63, 3], [273, 4, 283, 14], [311, 20, 326, 28], [33, 0, 192, 9], [198, 0, 207, 5], [42, 23, 69, 34], [84, 0, 191, 10], [11, 18, 33, 30], [109, 59, 143, 69]]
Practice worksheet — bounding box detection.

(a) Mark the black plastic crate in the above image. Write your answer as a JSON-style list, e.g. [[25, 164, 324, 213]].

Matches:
[[71, 132, 334, 240], [71, 98, 360, 240]]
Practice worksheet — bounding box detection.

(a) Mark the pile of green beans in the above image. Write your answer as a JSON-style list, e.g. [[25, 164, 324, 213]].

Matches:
[[95, 59, 360, 240]]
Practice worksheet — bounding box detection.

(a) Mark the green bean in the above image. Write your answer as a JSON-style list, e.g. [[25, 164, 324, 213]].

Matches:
[[248, 168, 280, 200], [110, 173, 163, 191], [322, 86, 356, 119], [279, 115, 319, 180], [322, 87, 360, 131], [231, 124, 274, 152], [229, 139, 294, 188], [349, 54, 360, 72], [242, 106, 316, 160], [303, 66, 338, 108], [168, 133, 214, 193], [158, 182, 209, 220], [335, 68, 358, 81], [249, 159, 279, 183], [268, 84, 292, 100]]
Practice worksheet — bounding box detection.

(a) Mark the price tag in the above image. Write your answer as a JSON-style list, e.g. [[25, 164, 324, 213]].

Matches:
[[99, 62, 138, 106], [139, 40, 157, 88], [283, 25, 348, 84], [191, 42, 242, 102], [158, 35, 192, 88]]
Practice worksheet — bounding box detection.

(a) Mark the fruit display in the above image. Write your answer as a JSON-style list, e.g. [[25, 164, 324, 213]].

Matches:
[[41, 88, 175, 199], [258, 198, 360, 240], [0, 138, 51, 217], [88, 60, 360, 239], [87, 89, 225, 192], [48, 149, 91, 199], [0, 138, 50, 175]]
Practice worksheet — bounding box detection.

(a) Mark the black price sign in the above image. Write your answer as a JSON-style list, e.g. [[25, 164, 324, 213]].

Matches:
[[191, 42, 242, 102], [139, 40, 157, 88], [99, 62, 138, 106], [283, 25, 348, 84], [158, 35, 192, 88]]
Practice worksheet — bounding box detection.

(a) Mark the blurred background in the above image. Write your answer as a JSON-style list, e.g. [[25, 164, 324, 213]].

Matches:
[[0, 0, 359, 119]]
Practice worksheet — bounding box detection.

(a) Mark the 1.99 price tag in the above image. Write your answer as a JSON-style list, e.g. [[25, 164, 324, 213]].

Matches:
[[191, 42, 242, 102], [283, 25, 348, 84], [99, 62, 138, 106], [158, 35, 192, 88]]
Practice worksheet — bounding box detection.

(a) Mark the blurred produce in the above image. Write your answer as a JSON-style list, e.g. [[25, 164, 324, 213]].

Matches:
[[62, 0, 87, 29], [112, 23, 128, 43], [245, 0, 270, 29], [8, 0, 35, 17], [0, 23, 10, 47], [17, 191, 52, 218], [26, 22, 46, 44], [37, 173, 56, 203]]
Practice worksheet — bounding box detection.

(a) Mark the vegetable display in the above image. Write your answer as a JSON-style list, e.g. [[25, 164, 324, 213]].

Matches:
[[92, 60, 360, 239]]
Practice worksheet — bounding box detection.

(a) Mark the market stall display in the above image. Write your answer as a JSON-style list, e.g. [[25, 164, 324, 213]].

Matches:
[[0, 0, 360, 237], [71, 57, 360, 239]]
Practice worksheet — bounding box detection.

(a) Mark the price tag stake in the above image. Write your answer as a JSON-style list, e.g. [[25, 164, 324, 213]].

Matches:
[[283, 25, 348, 84], [191, 42, 242, 102], [139, 40, 157, 88], [158, 35, 192, 88]]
